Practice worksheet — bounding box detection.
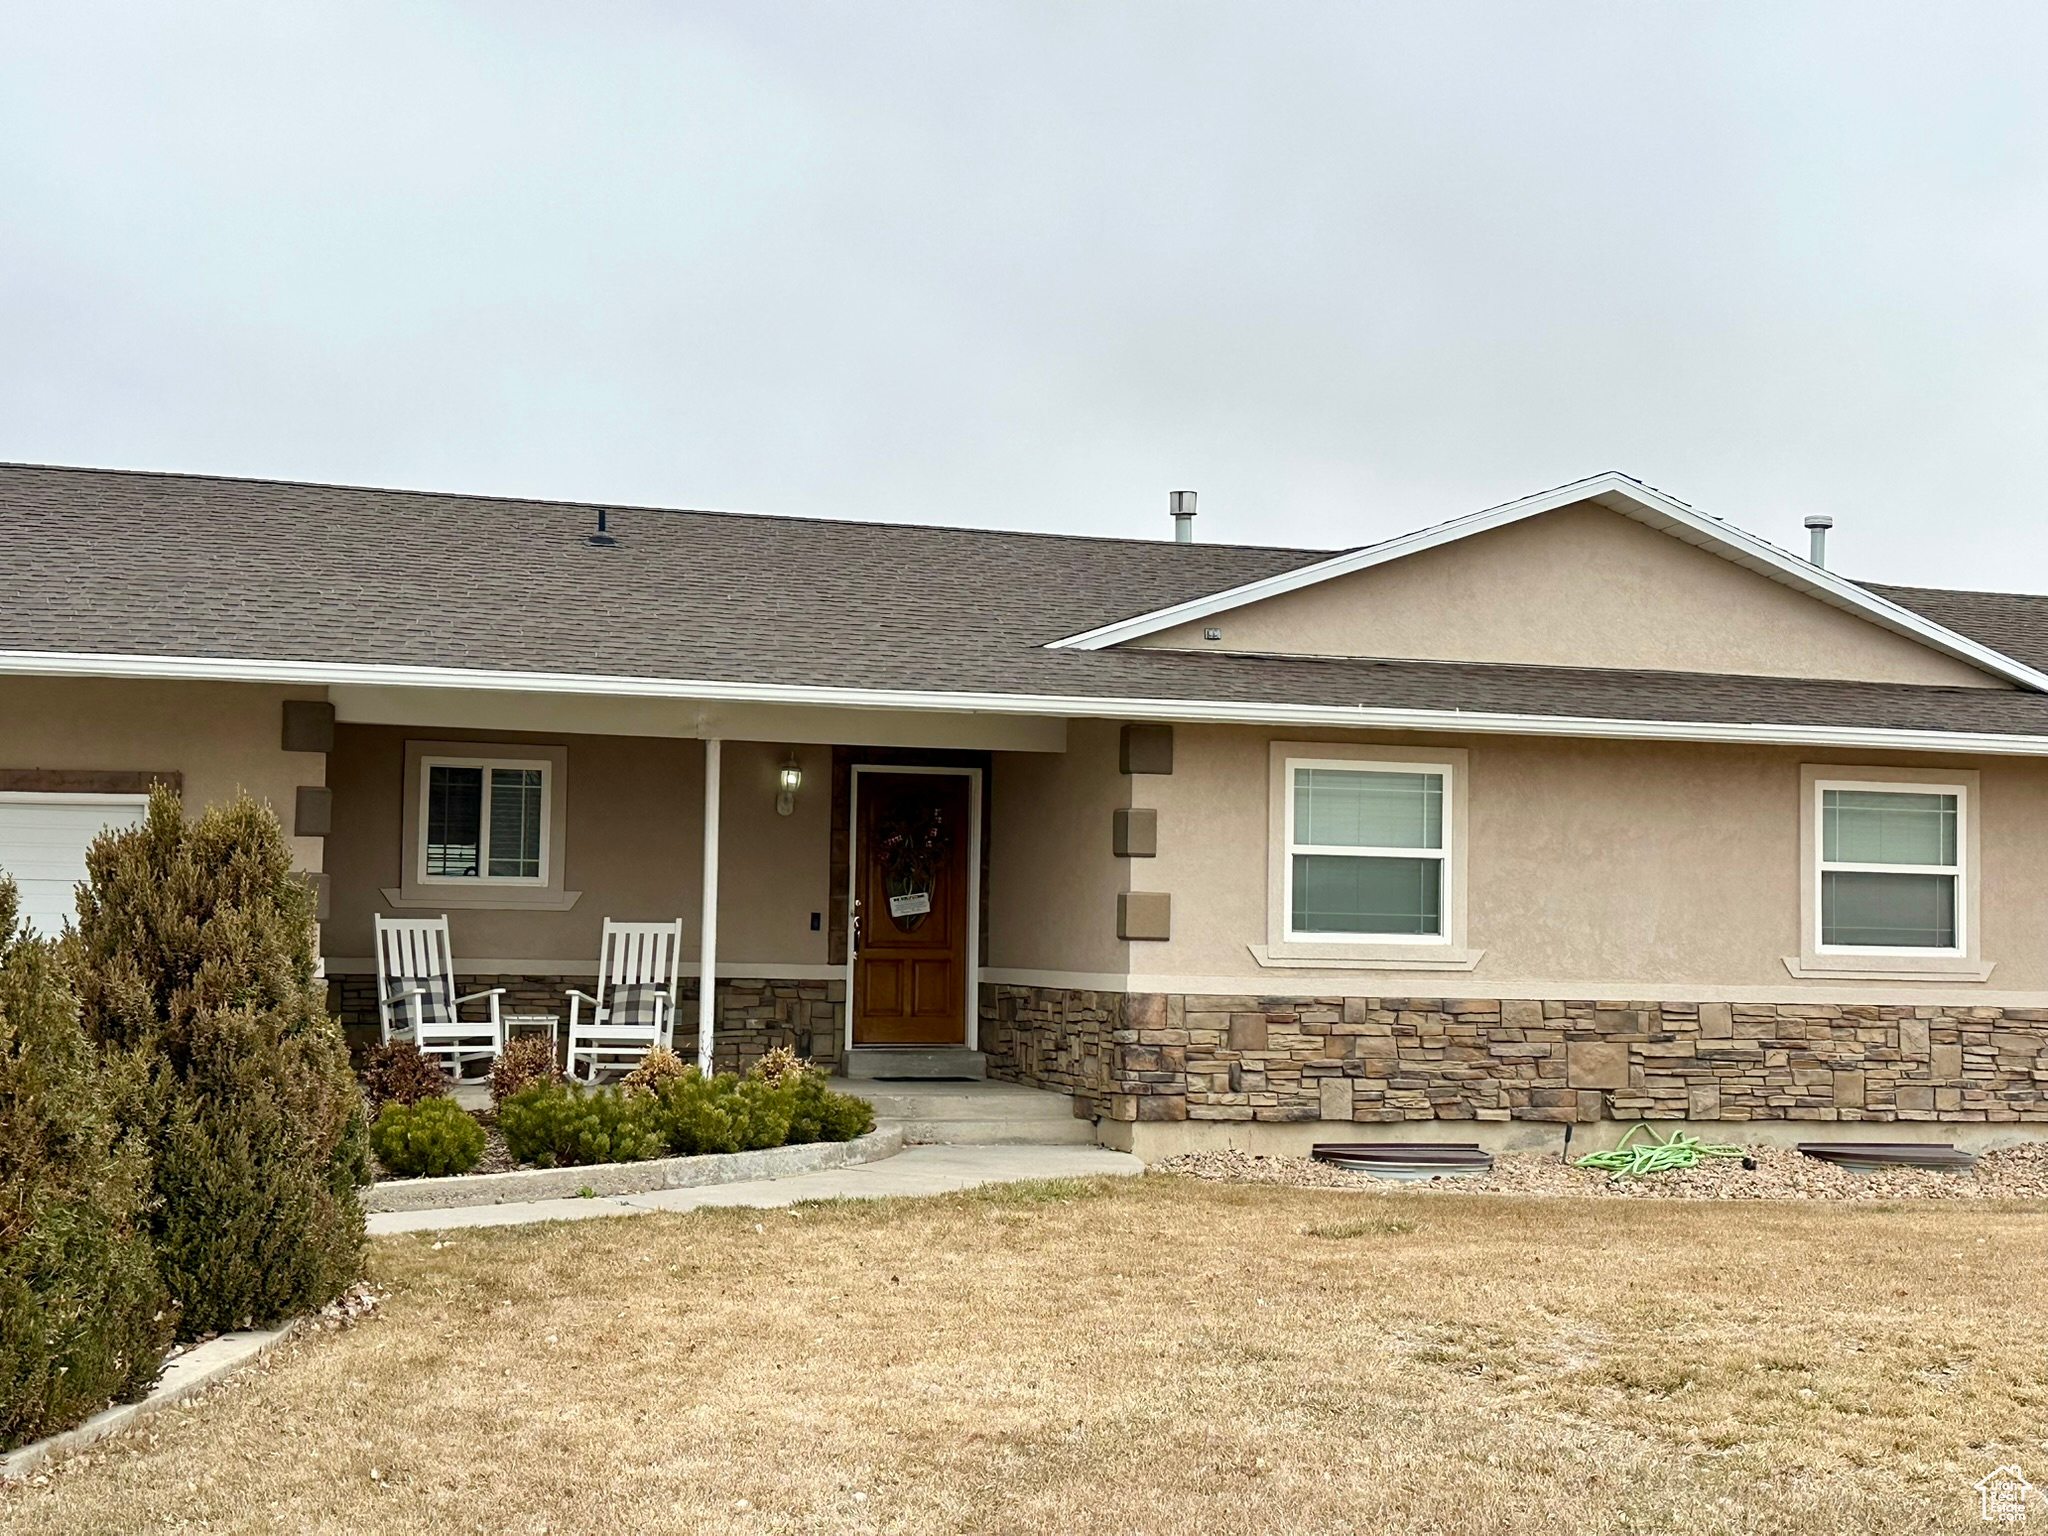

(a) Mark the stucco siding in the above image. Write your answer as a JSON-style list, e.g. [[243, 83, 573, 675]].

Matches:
[[1133, 503, 2004, 688], [1126, 722, 2048, 997], [986, 718, 1131, 976], [0, 675, 329, 872], [21, 674, 2046, 1009], [322, 726, 831, 972]]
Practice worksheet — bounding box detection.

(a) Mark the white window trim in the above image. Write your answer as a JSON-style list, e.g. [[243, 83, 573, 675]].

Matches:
[[384, 740, 580, 912], [1786, 763, 1990, 982], [416, 755, 553, 889], [1256, 741, 1480, 970]]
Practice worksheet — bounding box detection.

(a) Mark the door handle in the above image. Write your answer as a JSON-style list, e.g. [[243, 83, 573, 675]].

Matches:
[[850, 898, 862, 955]]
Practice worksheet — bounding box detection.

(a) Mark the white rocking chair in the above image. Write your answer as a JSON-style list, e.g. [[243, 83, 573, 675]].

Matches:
[[374, 914, 505, 1077], [565, 918, 685, 1083]]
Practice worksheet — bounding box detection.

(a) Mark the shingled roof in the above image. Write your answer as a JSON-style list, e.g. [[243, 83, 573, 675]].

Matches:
[[0, 462, 1322, 686], [5, 462, 2048, 744], [1861, 583, 2048, 676]]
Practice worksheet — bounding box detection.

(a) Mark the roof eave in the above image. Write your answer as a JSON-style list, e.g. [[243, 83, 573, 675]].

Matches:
[[8, 647, 2048, 758]]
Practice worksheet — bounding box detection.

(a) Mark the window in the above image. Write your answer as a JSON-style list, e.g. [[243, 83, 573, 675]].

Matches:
[[391, 741, 574, 912], [1817, 785, 1961, 952], [1261, 743, 1473, 970], [1790, 766, 1983, 981], [417, 757, 550, 886], [1285, 761, 1449, 941]]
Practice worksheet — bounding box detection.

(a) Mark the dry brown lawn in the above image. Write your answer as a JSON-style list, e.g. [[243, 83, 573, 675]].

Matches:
[[7, 1176, 2046, 1534]]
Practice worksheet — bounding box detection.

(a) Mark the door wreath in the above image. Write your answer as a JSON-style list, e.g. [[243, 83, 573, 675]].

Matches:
[[874, 796, 951, 932]]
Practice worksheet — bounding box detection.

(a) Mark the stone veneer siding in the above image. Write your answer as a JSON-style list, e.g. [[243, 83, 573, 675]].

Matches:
[[979, 985, 2048, 1126], [331, 974, 844, 1074]]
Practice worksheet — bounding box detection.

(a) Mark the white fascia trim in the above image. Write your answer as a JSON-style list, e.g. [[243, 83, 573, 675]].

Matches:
[[1043, 472, 2048, 692], [12, 646, 2048, 757]]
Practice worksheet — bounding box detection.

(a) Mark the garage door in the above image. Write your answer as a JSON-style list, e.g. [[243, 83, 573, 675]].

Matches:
[[0, 793, 150, 939]]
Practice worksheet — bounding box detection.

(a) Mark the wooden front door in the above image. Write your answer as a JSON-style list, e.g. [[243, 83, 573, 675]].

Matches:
[[852, 772, 971, 1045]]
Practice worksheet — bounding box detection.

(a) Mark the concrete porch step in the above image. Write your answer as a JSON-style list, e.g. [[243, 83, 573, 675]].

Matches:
[[843, 1046, 987, 1081], [853, 1078, 1096, 1147]]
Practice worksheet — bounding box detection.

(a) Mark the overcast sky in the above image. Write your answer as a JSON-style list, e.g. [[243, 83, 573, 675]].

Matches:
[[3, 3, 2045, 587]]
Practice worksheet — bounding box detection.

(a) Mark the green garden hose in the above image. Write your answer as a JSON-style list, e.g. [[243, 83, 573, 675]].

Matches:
[[1574, 1123, 1745, 1178]]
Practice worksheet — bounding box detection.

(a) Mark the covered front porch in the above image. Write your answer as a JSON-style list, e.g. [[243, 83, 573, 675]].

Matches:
[[310, 686, 1070, 1082]]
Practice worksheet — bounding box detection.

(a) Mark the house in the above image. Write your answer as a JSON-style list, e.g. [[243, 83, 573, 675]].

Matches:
[[5, 461, 2048, 1158]]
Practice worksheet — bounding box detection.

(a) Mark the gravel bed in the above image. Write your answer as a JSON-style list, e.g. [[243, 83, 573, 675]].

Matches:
[[1155, 1141, 2048, 1201]]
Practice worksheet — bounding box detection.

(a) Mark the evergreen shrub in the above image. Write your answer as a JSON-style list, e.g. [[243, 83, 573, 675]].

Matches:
[[497, 1082, 662, 1168], [0, 878, 171, 1451], [638, 1052, 873, 1155], [492, 1052, 876, 1170], [650, 1068, 795, 1156], [784, 1071, 876, 1144], [67, 787, 367, 1338], [369, 1098, 485, 1178]]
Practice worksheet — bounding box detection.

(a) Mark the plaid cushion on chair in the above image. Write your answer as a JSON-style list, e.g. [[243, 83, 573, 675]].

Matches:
[[385, 975, 456, 1027], [604, 983, 666, 1029]]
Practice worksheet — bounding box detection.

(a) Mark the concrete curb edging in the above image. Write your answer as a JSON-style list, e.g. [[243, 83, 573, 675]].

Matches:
[[362, 1126, 906, 1212], [0, 1322, 302, 1483]]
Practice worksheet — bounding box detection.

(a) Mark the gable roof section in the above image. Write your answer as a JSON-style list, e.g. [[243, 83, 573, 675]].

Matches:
[[1045, 472, 2048, 693]]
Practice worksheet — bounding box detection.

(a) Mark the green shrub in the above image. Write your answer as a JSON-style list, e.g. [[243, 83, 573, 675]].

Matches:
[[649, 1068, 789, 1156], [497, 1081, 661, 1168], [66, 787, 367, 1339], [647, 1069, 727, 1155], [648, 1064, 871, 1155], [490, 1033, 559, 1107], [738, 1051, 873, 1144], [369, 1098, 485, 1179], [785, 1073, 876, 1144], [730, 1072, 796, 1149], [360, 1042, 447, 1109], [0, 878, 172, 1451]]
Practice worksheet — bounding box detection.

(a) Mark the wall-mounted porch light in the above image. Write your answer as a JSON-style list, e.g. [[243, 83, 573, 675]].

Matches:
[[776, 753, 803, 816]]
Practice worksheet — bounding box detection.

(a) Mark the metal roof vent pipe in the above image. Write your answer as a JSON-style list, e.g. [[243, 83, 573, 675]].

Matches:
[[1804, 514, 1833, 569], [1171, 489, 1197, 543], [588, 508, 617, 548]]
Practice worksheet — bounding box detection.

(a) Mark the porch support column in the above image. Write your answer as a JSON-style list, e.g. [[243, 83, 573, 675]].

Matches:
[[697, 737, 721, 1075]]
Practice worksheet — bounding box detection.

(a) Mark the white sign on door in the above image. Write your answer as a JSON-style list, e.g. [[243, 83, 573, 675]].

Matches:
[[888, 891, 932, 919]]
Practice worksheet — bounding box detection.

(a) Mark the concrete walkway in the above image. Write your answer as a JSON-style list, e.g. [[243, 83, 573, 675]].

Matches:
[[366, 1143, 1143, 1235]]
